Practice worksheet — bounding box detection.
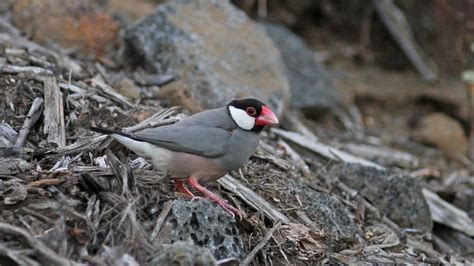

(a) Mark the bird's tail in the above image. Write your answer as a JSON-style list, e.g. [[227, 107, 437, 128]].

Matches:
[[90, 127, 149, 158]]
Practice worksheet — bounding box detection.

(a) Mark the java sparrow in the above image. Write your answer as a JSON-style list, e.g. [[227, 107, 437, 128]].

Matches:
[[91, 98, 279, 217]]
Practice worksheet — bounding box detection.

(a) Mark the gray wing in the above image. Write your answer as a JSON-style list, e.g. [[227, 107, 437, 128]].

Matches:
[[128, 107, 237, 157], [132, 125, 231, 158]]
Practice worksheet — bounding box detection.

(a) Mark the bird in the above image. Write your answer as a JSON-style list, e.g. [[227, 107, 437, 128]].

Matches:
[[91, 98, 279, 218]]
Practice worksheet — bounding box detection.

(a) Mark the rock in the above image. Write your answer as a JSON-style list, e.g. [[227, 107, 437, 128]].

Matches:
[[329, 163, 432, 233], [151, 241, 216, 266], [413, 112, 468, 159], [12, 0, 119, 57], [242, 159, 357, 245], [454, 194, 474, 220], [165, 199, 245, 260], [105, 0, 156, 22], [262, 23, 340, 112], [299, 184, 358, 242], [109, 76, 141, 100], [124, 0, 290, 115]]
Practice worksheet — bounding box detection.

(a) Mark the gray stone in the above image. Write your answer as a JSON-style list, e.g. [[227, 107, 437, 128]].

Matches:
[[262, 23, 340, 111], [166, 199, 245, 260], [124, 0, 290, 115], [151, 241, 216, 266], [329, 163, 432, 233], [298, 184, 358, 241]]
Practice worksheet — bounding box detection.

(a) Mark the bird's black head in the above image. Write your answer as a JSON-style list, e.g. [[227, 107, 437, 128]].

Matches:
[[227, 98, 279, 133]]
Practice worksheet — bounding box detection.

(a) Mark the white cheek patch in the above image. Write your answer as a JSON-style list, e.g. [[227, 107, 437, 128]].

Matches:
[[228, 106, 255, 130]]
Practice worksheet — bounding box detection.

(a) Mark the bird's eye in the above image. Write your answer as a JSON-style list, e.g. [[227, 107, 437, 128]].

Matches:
[[246, 107, 256, 116]]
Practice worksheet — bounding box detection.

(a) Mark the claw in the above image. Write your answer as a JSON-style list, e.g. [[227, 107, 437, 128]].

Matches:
[[191, 196, 204, 202]]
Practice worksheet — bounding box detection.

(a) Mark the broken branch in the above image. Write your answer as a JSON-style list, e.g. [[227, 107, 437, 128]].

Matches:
[[15, 97, 44, 147]]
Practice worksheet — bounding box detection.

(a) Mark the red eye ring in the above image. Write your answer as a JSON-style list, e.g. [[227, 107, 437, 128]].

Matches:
[[246, 107, 256, 116]]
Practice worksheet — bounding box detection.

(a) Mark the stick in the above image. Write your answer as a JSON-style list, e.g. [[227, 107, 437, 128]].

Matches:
[[242, 222, 281, 265], [462, 71, 474, 160], [90, 75, 134, 108], [28, 178, 65, 188], [150, 200, 174, 241], [125, 117, 181, 133], [218, 175, 289, 224], [277, 140, 312, 178], [0, 222, 79, 266], [0, 64, 53, 76], [372, 0, 437, 82], [42, 77, 66, 148], [342, 143, 418, 168], [272, 128, 383, 169], [422, 189, 474, 236], [15, 98, 44, 147], [0, 244, 40, 266]]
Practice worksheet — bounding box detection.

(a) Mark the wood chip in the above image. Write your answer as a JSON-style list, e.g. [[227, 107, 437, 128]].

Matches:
[[28, 178, 65, 188], [42, 77, 66, 148]]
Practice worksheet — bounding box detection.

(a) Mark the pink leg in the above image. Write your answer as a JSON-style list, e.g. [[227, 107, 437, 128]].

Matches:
[[174, 178, 195, 198], [187, 176, 242, 219]]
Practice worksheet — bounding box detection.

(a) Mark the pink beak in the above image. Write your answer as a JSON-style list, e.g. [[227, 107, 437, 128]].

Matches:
[[255, 106, 279, 126]]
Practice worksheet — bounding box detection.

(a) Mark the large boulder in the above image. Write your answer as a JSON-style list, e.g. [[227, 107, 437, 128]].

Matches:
[[12, 0, 119, 57], [262, 23, 340, 111], [124, 0, 290, 115]]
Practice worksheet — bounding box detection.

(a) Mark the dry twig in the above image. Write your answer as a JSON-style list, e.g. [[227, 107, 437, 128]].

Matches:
[[0, 64, 54, 76], [372, 0, 437, 82], [242, 222, 281, 265], [218, 175, 289, 224], [0, 222, 80, 266], [28, 178, 65, 188], [90, 75, 134, 108], [15, 97, 44, 147], [272, 128, 383, 169], [422, 189, 474, 236], [150, 200, 174, 241]]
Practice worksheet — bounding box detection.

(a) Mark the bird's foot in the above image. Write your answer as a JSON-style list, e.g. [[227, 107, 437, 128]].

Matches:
[[174, 178, 195, 198], [187, 176, 242, 219]]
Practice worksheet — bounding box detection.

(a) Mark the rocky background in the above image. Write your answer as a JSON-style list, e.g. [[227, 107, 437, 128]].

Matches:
[[1, 0, 474, 265]]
